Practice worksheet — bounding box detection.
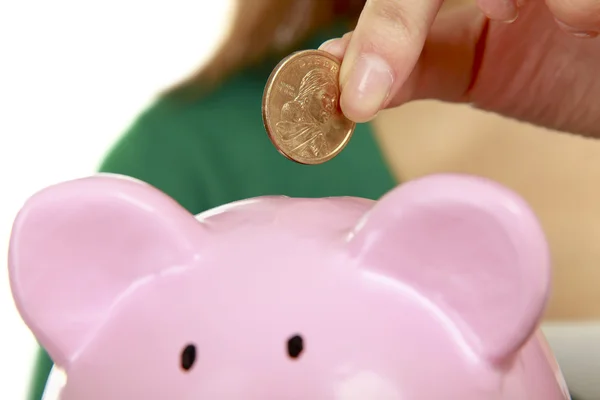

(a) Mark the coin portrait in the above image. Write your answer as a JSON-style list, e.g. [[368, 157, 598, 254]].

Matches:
[[262, 50, 355, 165]]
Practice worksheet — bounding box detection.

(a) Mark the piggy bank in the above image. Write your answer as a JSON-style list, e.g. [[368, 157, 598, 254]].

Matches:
[[9, 173, 571, 399]]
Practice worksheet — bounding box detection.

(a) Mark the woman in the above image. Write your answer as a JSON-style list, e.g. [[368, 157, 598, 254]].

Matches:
[[27, 0, 597, 398]]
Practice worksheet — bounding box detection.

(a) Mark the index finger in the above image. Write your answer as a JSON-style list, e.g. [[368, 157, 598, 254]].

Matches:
[[338, 0, 445, 122]]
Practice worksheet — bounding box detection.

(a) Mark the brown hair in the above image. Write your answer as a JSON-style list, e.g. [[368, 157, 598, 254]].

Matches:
[[297, 68, 337, 101], [166, 0, 365, 97]]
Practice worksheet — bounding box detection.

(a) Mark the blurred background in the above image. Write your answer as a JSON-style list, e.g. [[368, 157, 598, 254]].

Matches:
[[1, 0, 599, 399], [0, 1, 232, 398]]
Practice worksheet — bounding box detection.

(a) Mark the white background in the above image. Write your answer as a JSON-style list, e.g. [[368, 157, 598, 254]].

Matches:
[[0, 1, 231, 398], [0, 1, 598, 399]]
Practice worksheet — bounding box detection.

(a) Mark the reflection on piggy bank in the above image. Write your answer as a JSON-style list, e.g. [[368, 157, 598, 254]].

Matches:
[[9, 173, 571, 399]]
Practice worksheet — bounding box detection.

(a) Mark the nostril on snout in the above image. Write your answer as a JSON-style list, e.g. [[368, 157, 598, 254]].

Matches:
[[287, 334, 304, 359]]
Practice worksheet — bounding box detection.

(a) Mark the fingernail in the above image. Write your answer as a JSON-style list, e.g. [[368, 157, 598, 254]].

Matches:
[[481, 0, 519, 23], [341, 54, 393, 123], [319, 38, 345, 59], [503, 0, 519, 23], [503, 10, 519, 23], [319, 39, 337, 50], [555, 19, 598, 38]]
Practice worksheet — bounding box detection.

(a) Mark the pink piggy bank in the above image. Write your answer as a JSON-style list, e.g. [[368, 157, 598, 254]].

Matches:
[[9, 173, 571, 399]]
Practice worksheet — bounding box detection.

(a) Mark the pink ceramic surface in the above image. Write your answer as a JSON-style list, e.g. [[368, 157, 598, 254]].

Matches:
[[9, 173, 570, 399]]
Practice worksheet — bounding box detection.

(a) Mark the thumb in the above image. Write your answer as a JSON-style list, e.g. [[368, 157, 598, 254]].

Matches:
[[321, 4, 488, 120], [336, 0, 446, 123]]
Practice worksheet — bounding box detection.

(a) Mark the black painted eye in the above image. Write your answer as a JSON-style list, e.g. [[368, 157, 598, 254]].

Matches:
[[180, 344, 197, 371], [287, 334, 304, 359]]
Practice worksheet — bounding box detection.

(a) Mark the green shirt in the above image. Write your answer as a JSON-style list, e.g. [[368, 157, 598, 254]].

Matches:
[[26, 26, 396, 399]]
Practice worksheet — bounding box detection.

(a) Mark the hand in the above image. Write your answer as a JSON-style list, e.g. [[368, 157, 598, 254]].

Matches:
[[320, 0, 600, 137]]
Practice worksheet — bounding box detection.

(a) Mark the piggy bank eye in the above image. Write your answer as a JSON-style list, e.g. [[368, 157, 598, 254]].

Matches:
[[180, 344, 197, 371], [287, 334, 304, 359]]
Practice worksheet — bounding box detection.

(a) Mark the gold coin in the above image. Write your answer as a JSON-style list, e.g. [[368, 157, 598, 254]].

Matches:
[[262, 49, 356, 165]]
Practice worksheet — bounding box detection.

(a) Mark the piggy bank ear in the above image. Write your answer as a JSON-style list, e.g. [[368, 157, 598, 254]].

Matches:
[[347, 174, 551, 363], [8, 174, 202, 368]]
